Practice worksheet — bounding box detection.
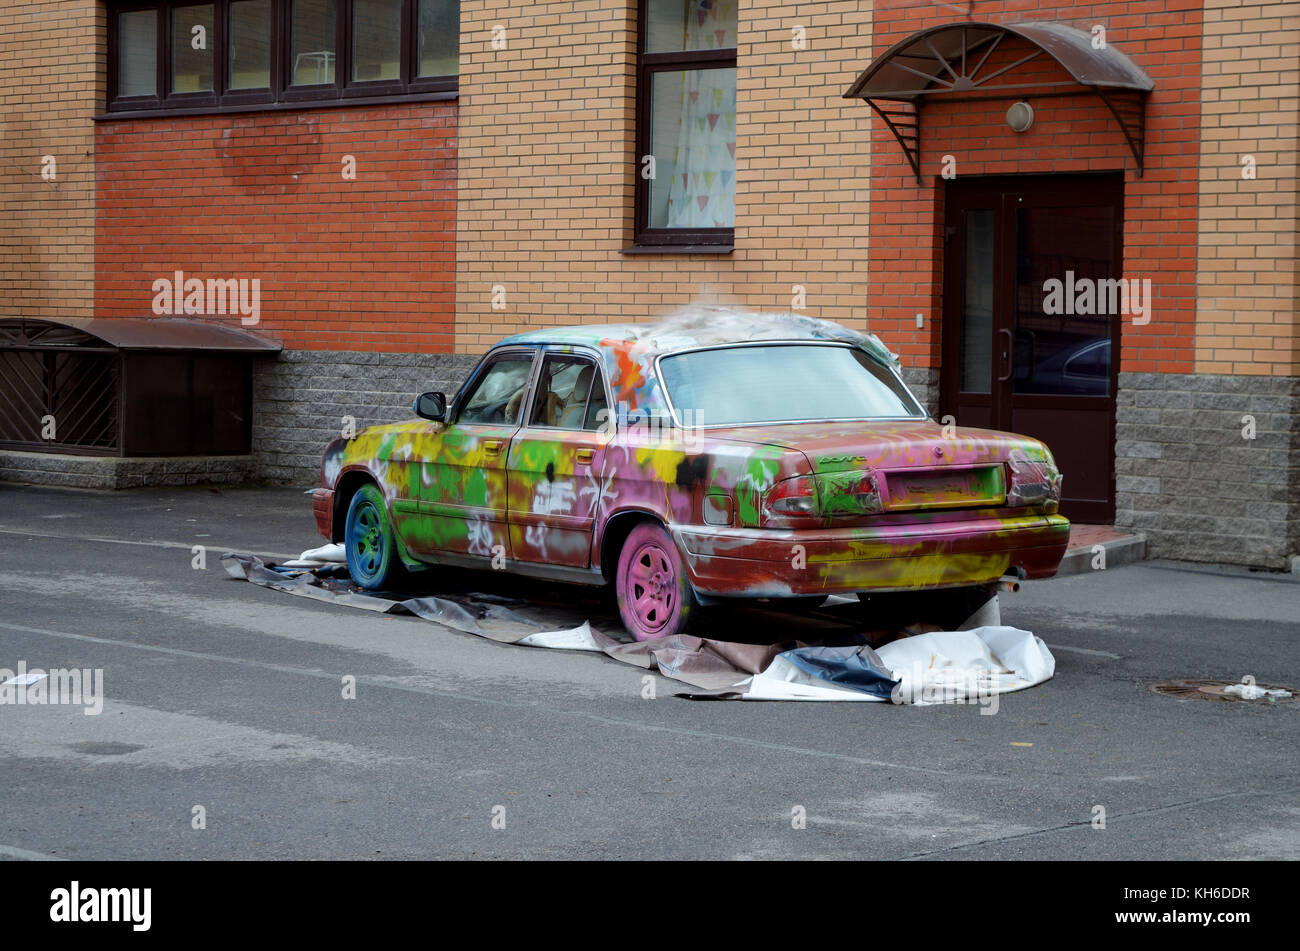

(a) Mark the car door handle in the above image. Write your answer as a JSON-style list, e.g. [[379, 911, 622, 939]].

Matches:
[[575, 448, 594, 465], [483, 439, 504, 455]]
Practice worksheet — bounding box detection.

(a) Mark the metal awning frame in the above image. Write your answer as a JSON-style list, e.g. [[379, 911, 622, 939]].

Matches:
[[0, 316, 281, 353], [845, 22, 1154, 184]]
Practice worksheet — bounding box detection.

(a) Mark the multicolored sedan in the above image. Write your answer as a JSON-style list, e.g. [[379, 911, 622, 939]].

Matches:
[[312, 310, 1070, 640]]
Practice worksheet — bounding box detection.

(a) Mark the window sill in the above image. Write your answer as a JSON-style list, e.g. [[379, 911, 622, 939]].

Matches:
[[96, 89, 458, 121], [620, 245, 734, 255]]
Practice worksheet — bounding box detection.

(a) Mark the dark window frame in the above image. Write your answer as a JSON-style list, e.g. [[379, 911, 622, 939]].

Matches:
[[106, 0, 457, 114], [525, 352, 609, 433], [223, 0, 278, 106], [110, 3, 166, 109], [453, 348, 538, 428], [633, 2, 736, 249], [164, 1, 222, 109]]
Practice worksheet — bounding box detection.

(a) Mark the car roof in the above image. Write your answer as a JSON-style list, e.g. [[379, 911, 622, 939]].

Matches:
[[496, 306, 900, 367]]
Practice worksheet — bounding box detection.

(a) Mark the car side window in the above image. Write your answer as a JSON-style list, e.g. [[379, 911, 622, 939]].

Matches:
[[527, 354, 607, 431], [457, 352, 535, 425]]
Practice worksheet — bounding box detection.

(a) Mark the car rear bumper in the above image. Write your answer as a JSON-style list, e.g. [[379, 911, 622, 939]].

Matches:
[[673, 513, 1071, 598], [312, 488, 334, 540]]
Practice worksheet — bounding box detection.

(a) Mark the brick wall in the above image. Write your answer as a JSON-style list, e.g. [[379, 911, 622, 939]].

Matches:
[[1110, 0, 1299, 565], [95, 102, 457, 353], [1194, 0, 1300, 376], [0, 0, 102, 320], [866, 0, 1205, 374], [455, 0, 876, 353]]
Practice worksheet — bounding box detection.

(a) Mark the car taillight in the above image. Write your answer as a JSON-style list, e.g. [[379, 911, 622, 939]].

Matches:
[[765, 474, 819, 520], [816, 469, 884, 517], [1005, 451, 1063, 509]]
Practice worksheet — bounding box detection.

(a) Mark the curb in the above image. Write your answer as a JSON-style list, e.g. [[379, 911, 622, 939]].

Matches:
[[1056, 534, 1147, 576]]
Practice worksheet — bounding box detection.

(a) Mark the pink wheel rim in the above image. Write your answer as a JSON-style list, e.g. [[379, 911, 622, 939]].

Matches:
[[626, 542, 676, 635]]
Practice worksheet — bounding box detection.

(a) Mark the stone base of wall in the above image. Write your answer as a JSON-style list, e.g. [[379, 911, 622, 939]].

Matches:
[[902, 367, 940, 418], [1115, 372, 1298, 569], [253, 349, 480, 485], [0, 449, 257, 489]]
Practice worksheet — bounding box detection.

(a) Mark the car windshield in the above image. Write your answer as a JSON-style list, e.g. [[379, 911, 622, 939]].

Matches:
[[659, 344, 923, 427]]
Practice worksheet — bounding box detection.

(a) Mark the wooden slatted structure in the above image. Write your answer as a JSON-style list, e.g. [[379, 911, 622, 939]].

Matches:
[[0, 317, 280, 456]]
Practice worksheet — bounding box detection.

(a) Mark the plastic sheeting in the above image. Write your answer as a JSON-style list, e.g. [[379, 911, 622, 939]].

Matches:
[[221, 552, 1055, 703], [731, 628, 1054, 703]]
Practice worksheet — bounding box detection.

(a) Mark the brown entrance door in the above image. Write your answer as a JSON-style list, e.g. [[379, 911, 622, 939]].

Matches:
[[941, 173, 1122, 524]]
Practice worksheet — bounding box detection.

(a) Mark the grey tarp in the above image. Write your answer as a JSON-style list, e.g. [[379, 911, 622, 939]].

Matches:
[[221, 553, 1053, 702]]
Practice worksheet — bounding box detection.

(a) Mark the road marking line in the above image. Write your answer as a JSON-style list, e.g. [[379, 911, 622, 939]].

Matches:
[[0, 527, 298, 561], [903, 785, 1300, 860], [0, 619, 1015, 784], [0, 843, 66, 861], [1048, 643, 1121, 660]]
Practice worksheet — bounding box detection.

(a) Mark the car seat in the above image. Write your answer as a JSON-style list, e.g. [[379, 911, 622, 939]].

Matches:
[[556, 365, 595, 428]]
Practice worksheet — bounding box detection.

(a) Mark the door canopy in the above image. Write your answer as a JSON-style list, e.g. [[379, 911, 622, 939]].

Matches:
[[843, 21, 1154, 183]]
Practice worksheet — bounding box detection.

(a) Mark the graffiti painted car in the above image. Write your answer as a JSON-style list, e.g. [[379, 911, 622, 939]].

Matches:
[[311, 309, 1071, 640]]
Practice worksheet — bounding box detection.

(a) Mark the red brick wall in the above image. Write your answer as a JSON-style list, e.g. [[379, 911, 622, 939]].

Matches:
[[95, 102, 456, 352], [866, 1, 1203, 375]]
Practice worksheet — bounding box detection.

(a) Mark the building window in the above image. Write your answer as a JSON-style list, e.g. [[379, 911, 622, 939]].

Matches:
[[170, 4, 215, 94], [416, 0, 458, 77], [290, 0, 336, 86], [108, 0, 458, 112], [229, 0, 273, 89], [351, 0, 402, 82], [636, 0, 737, 248], [117, 9, 160, 100]]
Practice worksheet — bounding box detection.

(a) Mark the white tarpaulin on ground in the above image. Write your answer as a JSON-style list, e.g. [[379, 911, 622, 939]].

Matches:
[[743, 627, 1055, 703]]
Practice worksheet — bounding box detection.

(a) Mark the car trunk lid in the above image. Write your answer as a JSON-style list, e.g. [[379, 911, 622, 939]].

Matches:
[[704, 420, 1041, 517]]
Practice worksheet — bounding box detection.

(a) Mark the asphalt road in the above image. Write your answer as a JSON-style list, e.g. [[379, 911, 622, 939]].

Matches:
[[0, 483, 1296, 860]]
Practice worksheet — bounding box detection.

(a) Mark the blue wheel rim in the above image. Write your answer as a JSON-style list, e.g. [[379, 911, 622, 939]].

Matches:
[[348, 497, 386, 582]]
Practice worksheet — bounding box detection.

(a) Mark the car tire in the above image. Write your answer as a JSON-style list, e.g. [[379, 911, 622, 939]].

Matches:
[[344, 483, 404, 590], [615, 521, 699, 641]]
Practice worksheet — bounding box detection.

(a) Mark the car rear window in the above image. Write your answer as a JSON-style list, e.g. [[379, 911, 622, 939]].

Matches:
[[659, 344, 923, 427]]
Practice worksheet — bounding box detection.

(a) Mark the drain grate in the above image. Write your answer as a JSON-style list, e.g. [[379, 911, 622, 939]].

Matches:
[[1150, 679, 1296, 703]]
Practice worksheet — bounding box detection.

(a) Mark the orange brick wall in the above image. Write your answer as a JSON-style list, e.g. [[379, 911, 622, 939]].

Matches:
[[455, 0, 875, 353], [95, 103, 457, 352], [867, 0, 1204, 376], [1194, 0, 1300, 376], [0, 0, 103, 320]]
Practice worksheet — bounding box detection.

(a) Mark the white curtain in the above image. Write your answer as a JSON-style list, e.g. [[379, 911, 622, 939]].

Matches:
[[662, 1, 736, 229]]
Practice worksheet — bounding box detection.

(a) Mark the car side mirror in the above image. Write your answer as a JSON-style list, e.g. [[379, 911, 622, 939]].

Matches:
[[413, 391, 446, 421]]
